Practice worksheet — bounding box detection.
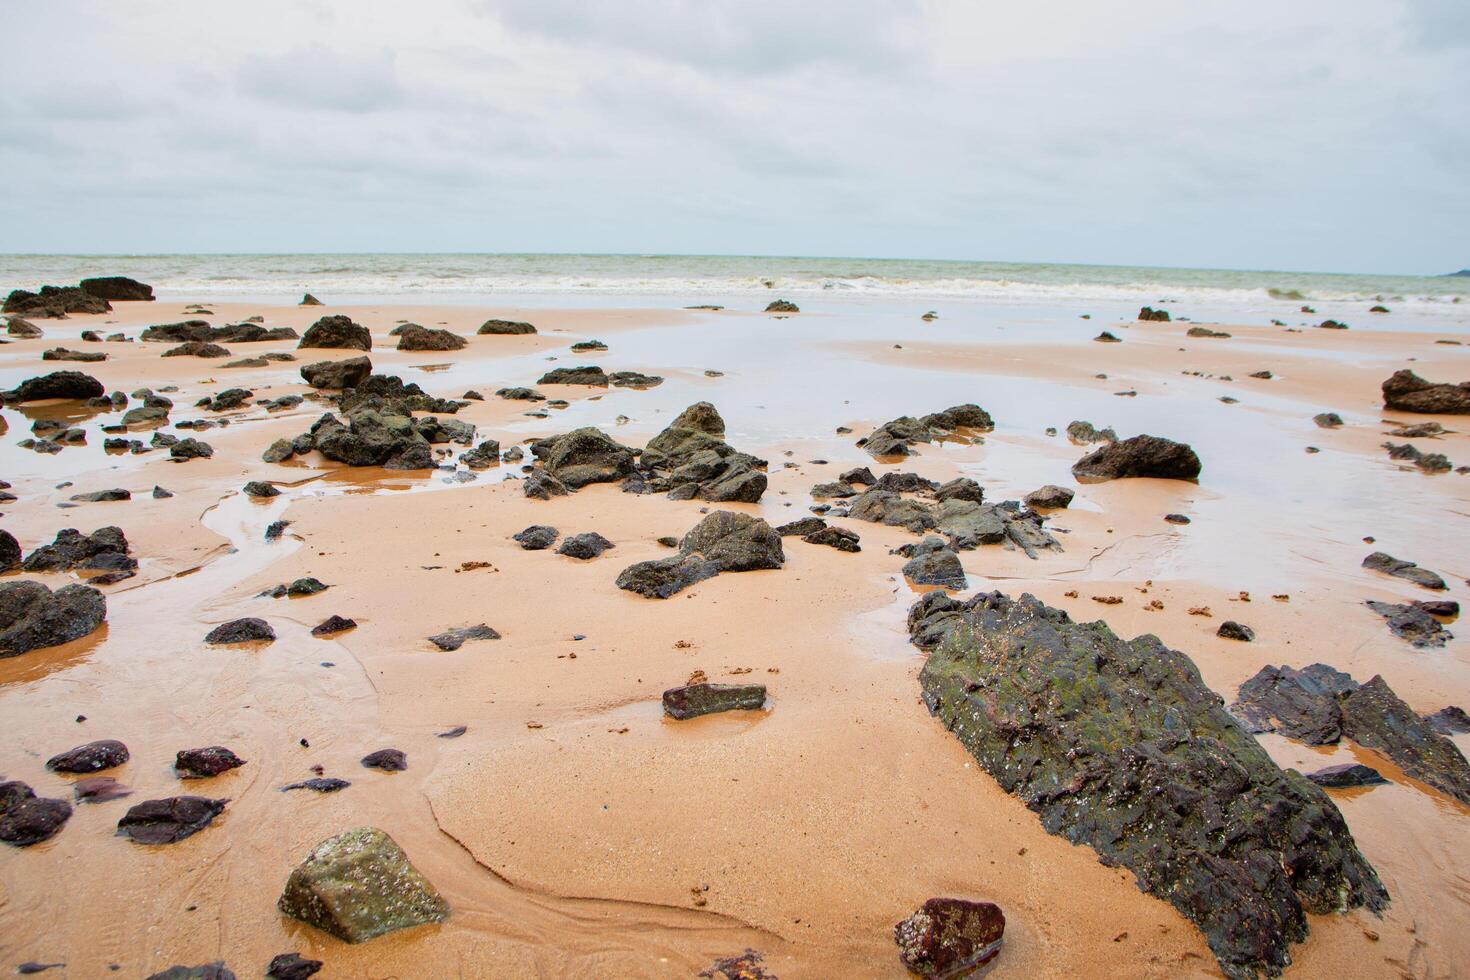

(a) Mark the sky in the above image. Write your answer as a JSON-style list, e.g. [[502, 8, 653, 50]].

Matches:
[[1, 0, 1466, 274]]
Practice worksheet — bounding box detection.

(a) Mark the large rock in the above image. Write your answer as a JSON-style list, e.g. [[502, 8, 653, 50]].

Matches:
[[894, 898, 1005, 978], [1381, 369, 1470, 414], [541, 428, 636, 488], [117, 796, 227, 844], [1361, 551, 1445, 590], [47, 739, 130, 773], [615, 554, 719, 599], [538, 365, 607, 386], [22, 526, 132, 576], [0, 531, 19, 572], [911, 592, 1387, 979], [3, 370, 105, 403], [1072, 434, 1201, 481], [1365, 599, 1453, 648], [0, 782, 73, 846], [671, 401, 725, 435], [299, 315, 371, 352], [3, 286, 110, 318], [477, 318, 536, 334], [301, 356, 372, 390], [79, 276, 154, 301], [278, 827, 450, 942], [396, 325, 465, 351], [901, 537, 967, 589], [633, 404, 767, 502], [0, 582, 107, 657], [679, 511, 784, 571], [662, 682, 766, 719]]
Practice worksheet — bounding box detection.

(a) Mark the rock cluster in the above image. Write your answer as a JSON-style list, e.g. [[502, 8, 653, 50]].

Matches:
[[3, 285, 111, 318], [142, 320, 296, 344], [845, 479, 1060, 559], [859, 404, 994, 458]]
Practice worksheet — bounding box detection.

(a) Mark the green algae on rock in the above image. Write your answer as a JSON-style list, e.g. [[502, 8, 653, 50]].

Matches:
[[907, 590, 1387, 980], [278, 827, 449, 943]]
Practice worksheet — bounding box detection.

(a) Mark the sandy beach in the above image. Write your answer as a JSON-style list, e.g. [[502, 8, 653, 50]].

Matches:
[[1, 292, 1467, 980]]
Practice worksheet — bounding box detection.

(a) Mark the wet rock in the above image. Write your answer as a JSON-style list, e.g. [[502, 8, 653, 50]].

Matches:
[[22, 526, 131, 573], [79, 276, 154, 301], [1424, 705, 1470, 735], [1137, 306, 1171, 321], [154, 486, 174, 499], [1306, 764, 1386, 788], [265, 520, 291, 541], [933, 477, 983, 504], [3, 370, 105, 403], [1231, 664, 1361, 743], [1073, 434, 1201, 481], [803, 526, 860, 552], [902, 537, 966, 589], [170, 438, 214, 460], [1386, 421, 1446, 438], [204, 387, 252, 411], [811, 481, 857, 499], [540, 427, 637, 488], [175, 747, 247, 779], [396, 325, 465, 351], [1023, 485, 1073, 509], [6, 316, 43, 338], [281, 778, 350, 793], [765, 299, 799, 313], [117, 796, 227, 844], [163, 341, 230, 358], [0, 531, 19, 572], [698, 949, 774, 979], [558, 532, 615, 560], [428, 624, 500, 651], [1342, 677, 1470, 804], [460, 439, 501, 469], [1313, 412, 1344, 428], [311, 615, 356, 637], [3, 285, 110, 318], [681, 511, 784, 571], [47, 739, 130, 773], [1365, 599, 1453, 648], [1217, 621, 1255, 641], [243, 480, 280, 498], [299, 315, 371, 351], [1319, 319, 1349, 330], [144, 964, 235, 980], [894, 898, 1005, 978], [662, 682, 767, 719], [1361, 551, 1446, 590], [1381, 369, 1470, 414], [361, 749, 408, 772], [73, 776, 132, 802], [1164, 513, 1192, 525], [265, 953, 323, 980], [538, 365, 608, 386], [912, 593, 1387, 979], [204, 618, 275, 645], [1187, 326, 1231, 338], [478, 318, 536, 335], [608, 370, 664, 388], [42, 346, 106, 362], [861, 404, 995, 458], [301, 356, 372, 390], [1066, 420, 1116, 444], [0, 783, 72, 846], [68, 488, 131, 502], [0, 582, 107, 658], [839, 466, 876, 486], [513, 525, 559, 550], [496, 386, 545, 401], [278, 827, 450, 942], [615, 553, 720, 599], [523, 470, 567, 500], [776, 517, 826, 537]]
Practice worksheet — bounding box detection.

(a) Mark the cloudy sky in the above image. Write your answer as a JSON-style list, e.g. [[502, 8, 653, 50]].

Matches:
[[1, 0, 1465, 273]]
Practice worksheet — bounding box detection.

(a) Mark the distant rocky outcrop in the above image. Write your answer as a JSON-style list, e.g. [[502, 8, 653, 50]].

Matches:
[[79, 277, 154, 301]]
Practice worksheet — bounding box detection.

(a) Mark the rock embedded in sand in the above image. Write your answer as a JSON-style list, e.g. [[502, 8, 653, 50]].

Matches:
[[911, 592, 1388, 978], [1318, 319, 1349, 330], [396, 325, 465, 351], [894, 898, 1005, 978], [205, 618, 275, 645], [47, 739, 130, 773], [117, 796, 227, 844], [175, 746, 247, 779], [632, 402, 767, 502], [1425, 706, 1470, 735], [557, 532, 615, 560], [1313, 412, 1344, 428], [43, 346, 107, 362], [513, 525, 559, 550], [1065, 419, 1116, 444], [1137, 305, 1171, 321], [1216, 620, 1255, 641], [281, 778, 350, 793], [662, 682, 767, 719], [361, 749, 408, 772], [803, 525, 860, 552], [1307, 764, 1387, 788], [242, 481, 280, 499], [311, 615, 356, 637], [428, 624, 500, 651], [1186, 325, 1232, 338], [0, 531, 20, 572], [6, 316, 44, 338], [0, 582, 107, 658], [300, 293, 323, 306], [144, 964, 236, 980], [538, 365, 608, 386], [3, 370, 105, 403], [680, 511, 784, 571], [1023, 485, 1074, 509], [1364, 599, 1453, 647], [163, 341, 230, 358], [523, 470, 567, 499], [278, 827, 450, 942], [301, 356, 372, 390], [776, 517, 827, 537], [265, 953, 323, 980], [478, 318, 536, 335], [1093, 330, 1121, 343], [73, 775, 132, 803], [22, 526, 132, 574], [615, 553, 719, 599], [860, 404, 995, 458], [1361, 551, 1445, 590], [170, 438, 214, 460], [3, 285, 110, 318], [0, 782, 73, 846], [537, 427, 636, 488], [299, 315, 371, 352], [1072, 434, 1201, 482]]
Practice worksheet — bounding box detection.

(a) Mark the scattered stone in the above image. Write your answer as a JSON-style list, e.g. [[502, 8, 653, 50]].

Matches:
[[266, 953, 323, 980], [1361, 551, 1445, 590], [1306, 764, 1387, 788], [860, 404, 994, 458], [299, 315, 371, 352], [1066, 420, 1116, 444], [73, 776, 132, 803], [117, 796, 227, 844], [301, 294, 323, 306], [478, 319, 536, 335], [6, 316, 44, 338], [615, 553, 720, 599], [1424, 706, 1470, 735], [242, 480, 280, 499], [0, 582, 107, 657], [538, 365, 608, 386], [277, 827, 450, 942], [311, 615, 356, 637], [514, 525, 559, 550], [1319, 319, 1349, 330], [1217, 621, 1255, 641], [608, 370, 664, 388], [22, 526, 132, 575], [301, 356, 372, 390], [1381, 369, 1470, 414], [361, 749, 407, 772], [204, 618, 275, 645], [765, 299, 799, 313], [1073, 434, 1201, 481], [170, 438, 214, 460], [894, 898, 1005, 978], [1137, 306, 1171, 321], [558, 532, 615, 560], [663, 682, 767, 719], [397, 325, 465, 351], [0, 782, 72, 846], [680, 511, 784, 571], [803, 526, 860, 552], [776, 517, 827, 537], [175, 747, 247, 779], [163, 341, 230, 358], [265, 520, 291, 541], [1187, 326, 1231, 338], [1023, 485, 1074, 509], [1364, 599, 1453, 648], [281, 778, 350, 793], [1313, 413, 1343, 428], [902, 537, 967, 589], [428, 624, 500, 651]]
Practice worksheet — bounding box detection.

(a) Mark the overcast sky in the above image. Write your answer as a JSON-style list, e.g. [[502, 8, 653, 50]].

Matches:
[[1, 0, 1465, 274]]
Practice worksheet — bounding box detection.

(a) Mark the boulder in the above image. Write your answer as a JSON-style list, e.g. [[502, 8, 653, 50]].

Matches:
[[22, 526, 131, 573], [1381, 369, 1470, 414], [803, 526, 860, 552], [162, 341, 230, 358], [1306, 764, 1386, 788], [538, 365, 608, 386], [1313, 412, 1344, 428], [266, 954, 322, 980], [679, 511, 783, 571], [776, 517, 826, 537], [46, 739, 130, 773], [0, 531, 18, 572], [361, 749, 408, 772], [615, 554, 720, 599], [901, 537, 966, 589], [301, 356, 372, 390], [428, 624, 500, 651], [1361, 551, 1445, 590], [1023, 485, 1073, 509], [513, 525, 559, 551], [672, 401, 725, 435], [204, 618, 275, 644], [79, 276, 154, 301], [1365, 599, 1453, 648], [478, 319, 536, 335], [1186, 326, 1231, 338], [311, 615, 357, 637], [1072, 434, 1201, 481], [541, 428, 636, 488], [765, 299, 799, 313], [894, 898, 1005, 978], [301, 293, 323, 306], [662, 682, 766, 719], [0, 582, 107, 657], [1137, 306, 1171, 321], [557, 532, 614, 560], [3, 370, 105, 403], [6, 316, 43, 338], [1425, 706, 1470, 735], [277, 827, 450, 942], [396, 325, 465, 351], [175, 747, 247, 778], [299, 315, 371, 352], [42, 346, 106, 362], [3, 286, 110, 318], [911, 592, 1387, 979], [608, 370, 663, 388], [0, 783, 72, 846], [1217, 621, 1255, 641], [1066, 420, 1116, 444], [170, 438, 214, 460], [117, 796, 227, 844], [243, 481, 280, 499]]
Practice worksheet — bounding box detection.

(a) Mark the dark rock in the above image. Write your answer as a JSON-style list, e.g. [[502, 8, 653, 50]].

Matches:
[[266, 953, 323, 980], [79, 276, 153, 301], [144, 964, 235, 980], [894, 898, 1005, 978], [170, 438, 214, 460], [570, 339, 607, 352], [204, 387, 252, 411], [1231, 664, 1361, 743], [428, 624, 500, 651], [299, 315, 371, 351], [862, 404, 994, 458], [73, 775, 133, 802], [0, 782, 72, 846], [803, 526, 860, 552], [3, 371, 105, 403], [68, 489, 131, 502], [281, 778, 350, 793], [1319, 319, 1349, 330], [513, 525, 559, 550], [1066, 420, 1116, 444], [438, 726, 468, 739], [608, 370, 663, 388], [396, 325, 465, 351], [478, 319, 537, 335], [278, 826, 449, 942], [902, 537, 967, 589], [117, 796, 227, 844], [523, 470, 567, 500], [301, 356, 372, 389], [0, 582, 107, 657], [680, 511, 784, 571], [1023, 485, 1074, 509], [1164, 513, 1192, 525], [1094, 330, 1121, 342], [460, 439, 501, 470], [42, 346, 106, 362], [22, 526, 130, 572], [933, 477, 983, 503], [1424, 706, 1470, 735], [175, 746, 247, 778], [47, 739, 130, 773], [1381, 370, 1470, 414], [243, 481, 280, 499], [311, 615, 356, 637], [1361, 551, 1445, 590], [6, 316, 43, 338], [3, 285, 110, 318], [496, 386, 545, 401], [0, 531, 19, 572], [558, 532, 615, 560], [204, 618, 275, 645], [811, 481, 857, 499], [662, 682, 766, 719], [776, 517, 826, 536], [615, 553, 720, 599], [1342, 677, 1470, 804], [163, 341, 230, 358], [839, 466, 876, 486], [1073, 434, 1201, 481], [765, 299, 799, 313], [538, 365, 608, 386], [1313, 412, 1343, 428], [541, 428, 636, 488], [1217, 621, 1255, 641], [1365, 599, 1453, 648], [301, 293, 323, 306], [361, 749, 408, 772], [913, 593, 1387, 979], [1187, 326, 1231, 338], [1306, 764, 1386, 788], [265, 520, 291, 541], [1137, 306, 1171, 321]]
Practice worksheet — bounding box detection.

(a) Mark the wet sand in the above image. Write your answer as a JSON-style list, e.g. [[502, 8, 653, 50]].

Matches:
[[1, 298, 1467, 978]]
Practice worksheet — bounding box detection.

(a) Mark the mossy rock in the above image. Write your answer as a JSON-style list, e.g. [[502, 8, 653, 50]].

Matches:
[[278, 827, 449, 942]]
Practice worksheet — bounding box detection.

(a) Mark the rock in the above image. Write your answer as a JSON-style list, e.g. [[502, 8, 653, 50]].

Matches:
[[144, 964, 235, 980], [765, 299, 799, 313], [496, 387, 545, 402], [1424, 706, 1470, 735], [79, 276, 153, 301], [1217, 621, 1255, 641], [523, 470, 567, 500], [266, 953, 323, 980], [912, 593, 1387, 979], [6, 316, 43, 338], [68, 488, 132, 503], [680, 511, 784, 571], [1187, 326, 1231, 338], [204, 387, 252, 411], [1313, 412, 1343, 428], [1319, 319, 1349, 330], [47, 739, 130, 773], [1066, 420, 1116, 444], [278, 827, 450, 942], [170, 438, 214, 460], [163, 341, 230, 358], [862, 405, 995, 458], [538, 365, 608, 386], [175, 747, 247, 778], [262, 439, 295, 463], [541, 428, 636, 488], [301, 293, 323, 306], [281, 778, 350, 793], [662, 682, 767, 719], [205, 618, 275, 645], [311, 615, 356, 637], [73, 775, 132, 803], [3, 285, 110, 318], [1361, 551, 1445, 590], [1365, 599, 1453, 648], [243, 480, 280, 499], [3, 371, 105, 403], [608, 370, 664, 388], [1138, 306, 1171, 321], [615, 553, 720, 599], [894, 898, 1005, 978], [902, 537, 967, 589], [1094, 330, 1121, 342], [299, 315, 371, 351], [1231, 664, 1361, 743], [428, 624, 500, 651], [154, 486, 174, 499], [361, 749, 408, 772], [0, 582, 107, 658], [558, 532, 615, 560], [1381, 369, 1470, 414], [460, 439, 501, 469], [1023, 485, 1074, 509], [0, 531, 19, 572], [776, 517, 827, 536], [0, 784, 72, 846], [301, 356, 372, 389], [478, 318, 536, 335], [22, 526, 131, 573], [803, 526, 860, 552], [117, 796, 227, 844], [42, 346, 106, 362], [265, 520, 290, 541], [396, 325, 465, 351], [1072, 434, 1201, 481], [1306, 764, 1387, 788], [514, 525, 559, 550]]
